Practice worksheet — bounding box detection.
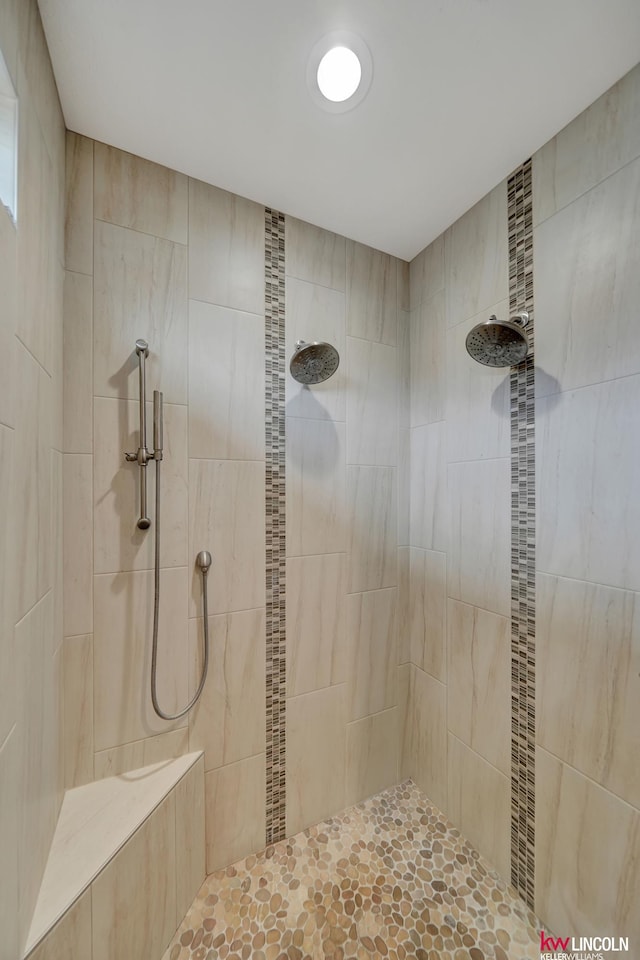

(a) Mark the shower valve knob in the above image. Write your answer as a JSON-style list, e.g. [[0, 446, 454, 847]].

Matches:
[[124, 451, 138, 462]]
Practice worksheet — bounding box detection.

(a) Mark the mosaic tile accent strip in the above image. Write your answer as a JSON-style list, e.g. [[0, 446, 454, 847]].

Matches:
[[265, 208, 287, 845], [507, 159, 536, 908], [164, 780, 543, 960]]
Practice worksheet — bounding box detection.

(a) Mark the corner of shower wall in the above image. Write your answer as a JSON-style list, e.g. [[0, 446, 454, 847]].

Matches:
[[0, 0, 67, 954], [403, 58, 640, 943]]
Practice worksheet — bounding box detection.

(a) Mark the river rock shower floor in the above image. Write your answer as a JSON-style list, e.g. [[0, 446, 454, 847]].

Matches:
[[164, 780, 542, 960]]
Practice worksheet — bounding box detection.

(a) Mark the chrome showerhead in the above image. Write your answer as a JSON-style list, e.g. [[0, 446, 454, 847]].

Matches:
[[465, 313, 529, 368], [289, 340, 340, 384]]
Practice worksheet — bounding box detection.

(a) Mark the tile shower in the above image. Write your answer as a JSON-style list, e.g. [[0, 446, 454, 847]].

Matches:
[[0, 1, 639, 957]]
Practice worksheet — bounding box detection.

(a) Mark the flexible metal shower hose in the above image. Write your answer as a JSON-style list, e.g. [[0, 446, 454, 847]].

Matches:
[[150, 458, 210, 720]]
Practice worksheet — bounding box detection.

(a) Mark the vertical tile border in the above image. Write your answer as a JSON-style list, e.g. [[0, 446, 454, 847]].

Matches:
[[264, 208, 287, 844], [508, 160, 535, 907]]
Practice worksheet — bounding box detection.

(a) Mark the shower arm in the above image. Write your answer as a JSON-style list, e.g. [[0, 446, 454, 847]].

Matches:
[[124, 340, 163, 529]]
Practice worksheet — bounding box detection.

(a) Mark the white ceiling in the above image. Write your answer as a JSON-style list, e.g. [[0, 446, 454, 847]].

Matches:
[[39, 0, 640, 261]]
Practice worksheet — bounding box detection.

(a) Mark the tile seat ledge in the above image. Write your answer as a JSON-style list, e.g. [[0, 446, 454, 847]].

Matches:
[[24, 751, 203, 958]]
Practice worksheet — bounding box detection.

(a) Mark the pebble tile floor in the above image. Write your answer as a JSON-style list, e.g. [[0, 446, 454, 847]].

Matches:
[[164, 780, 542, 960]]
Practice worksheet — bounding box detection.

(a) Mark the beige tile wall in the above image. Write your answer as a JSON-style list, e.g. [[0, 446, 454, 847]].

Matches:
[[284, 220, 407, 834], [532, 61, 640, 936], [0, 1, 66, 953], [63, 139, 409, 877], [403, 59, 640, 938], [63, 139, 269, 878], [405, 171, 510, 881]]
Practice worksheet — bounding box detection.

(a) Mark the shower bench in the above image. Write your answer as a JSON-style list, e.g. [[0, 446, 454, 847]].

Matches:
[[23, 751, 205, 959]]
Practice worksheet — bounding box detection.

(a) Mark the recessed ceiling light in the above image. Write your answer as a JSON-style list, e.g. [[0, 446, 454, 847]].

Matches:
[[307, 32, 373, 114], [317, 47, 362, 102]]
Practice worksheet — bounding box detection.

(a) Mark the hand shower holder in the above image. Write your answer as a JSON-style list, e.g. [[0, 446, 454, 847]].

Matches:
[[124, 339, 164, 530]]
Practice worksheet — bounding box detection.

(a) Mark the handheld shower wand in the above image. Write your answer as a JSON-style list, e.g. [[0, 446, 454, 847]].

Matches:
[[125, 340, 210, 720]]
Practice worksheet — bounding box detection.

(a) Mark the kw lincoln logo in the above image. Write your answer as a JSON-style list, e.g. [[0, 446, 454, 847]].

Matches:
[[540, 931, 630, 959]]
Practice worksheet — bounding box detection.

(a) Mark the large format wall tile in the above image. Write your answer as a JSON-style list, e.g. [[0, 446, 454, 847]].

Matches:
[[175, 757, 206, 923], [406, 666, 447, 811], [287, 418, 346, 557], [64, 132, 93, 276], [18, 0, 65, 174], [445, 300, 511, 462], [398, 664, 411, 781], [16, 592, 59, 946], [287, 553, 347, 697], [188, 179, 264, 314], [537, 377, 640, 592], [0, 424, 15, 747], [448, 458, 510, 616], [189, 299, 264, 460], [93, 220, 187, 404], [409, 548, 446, 682], [0, 206, 16, 428], [397, 547, 410, 665], [444, 180, 508, 328], [63, 454, 93, 637], [348, 466, 397, 593], [536, 748, 640, 940], [397, 260, 410, 313], [63, 271, 93, 454], [93, 567, 189, 750], [63, 634, 93, 789], [0, 0, 18, 82], [189, 458, 265, 615], [346, 708, 398, 805], [188, 608, 265, 771], [28, 889, 92, 960], [94, 399, 188, 574], [347, 338, 397, 466], [0, 728, 18, 960], [348, 588, 397, 721], [410, 422, 446, 553], [204, 754, 266, 874], [285, 217, 346, 291], [17, 90, 56, 373], [534, 62, 640, 226], [287, 685, 346, 835], [398, 428, 410, 547], [285, 277, 345, 422], [94, 142, 188, 244], [398, 306, 410, 432], [447, 600, 510, 774], [410, 235, 444, 309], [27, 888, 92, 960], [537, 573, 640, 808], [92, 794, 177, 960], [536, 158, 640, 395], [447, 734, 510, 879], [14, 342, 51, 621], [410, 291, 445, 427], [346, 240, 397, 345]]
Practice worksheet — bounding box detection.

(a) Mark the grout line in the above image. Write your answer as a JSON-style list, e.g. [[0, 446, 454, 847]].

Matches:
[[536, 369, 640, 404], [93, 216, 188, 248], [535, 745, 640, 815], [187, 294, 264, 318], [0, 723, 17, 757], [447, 731, 509, 782], [532, 150, 640, 231], [535, 568, 640, 596], [284, 272, 346, 296]]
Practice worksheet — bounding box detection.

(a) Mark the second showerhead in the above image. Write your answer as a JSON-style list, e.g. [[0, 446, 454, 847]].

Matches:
[[289, 340, 340, 384], [465, 312, 529, 368]]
